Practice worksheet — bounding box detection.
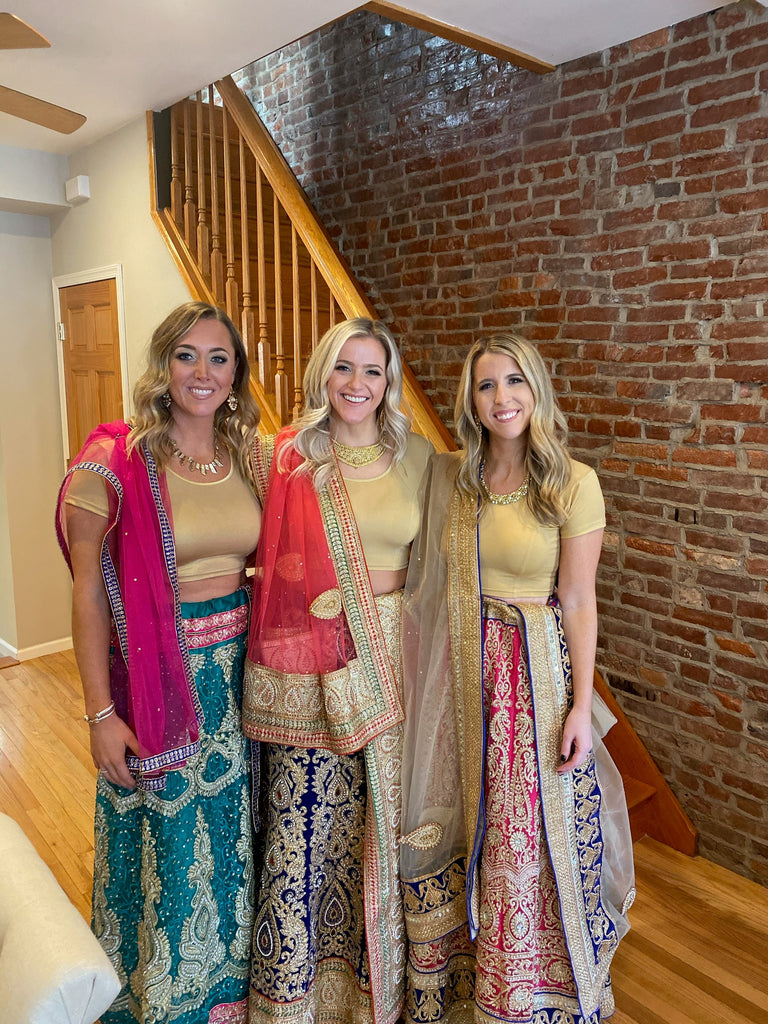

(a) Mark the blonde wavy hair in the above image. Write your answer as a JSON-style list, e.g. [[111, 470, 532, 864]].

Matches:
[[282, 318, 411, 490], [455, 333, 572, 526], [129, 302, 260, 479]]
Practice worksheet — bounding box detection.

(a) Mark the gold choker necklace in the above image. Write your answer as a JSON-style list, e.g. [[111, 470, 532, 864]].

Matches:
[[332, 437, 386, 468], [171, 439, 223, 476], [479, 461, 529, 505]]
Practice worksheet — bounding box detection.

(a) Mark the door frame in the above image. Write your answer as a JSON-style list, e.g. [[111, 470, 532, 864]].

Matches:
[[52, 263, 130, 467]]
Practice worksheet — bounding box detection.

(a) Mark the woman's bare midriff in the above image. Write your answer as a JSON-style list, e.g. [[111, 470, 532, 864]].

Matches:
[[370, 568, 407, 596], [486, 594, 549, 605], [179, 571, 246, 604]]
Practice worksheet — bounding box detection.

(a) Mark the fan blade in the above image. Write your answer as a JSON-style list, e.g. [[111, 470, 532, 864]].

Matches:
[[0, 13, 50, 49], [0, 85, 85, 133]]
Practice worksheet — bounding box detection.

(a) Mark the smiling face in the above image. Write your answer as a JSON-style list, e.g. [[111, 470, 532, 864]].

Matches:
[[167, 317, 237, 427], [326, 334, 388, 439], [472, 351, 535, 445]]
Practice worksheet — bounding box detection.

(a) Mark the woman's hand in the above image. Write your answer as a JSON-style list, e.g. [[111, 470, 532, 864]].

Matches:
[[90, 714, 140, 790], [557, 705, 592, 773]]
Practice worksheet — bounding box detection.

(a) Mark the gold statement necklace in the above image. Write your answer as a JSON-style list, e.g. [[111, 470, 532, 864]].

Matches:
[[479, 460, 529, 505], [171, 439, 223, 476], [332, 437, 386, 468]]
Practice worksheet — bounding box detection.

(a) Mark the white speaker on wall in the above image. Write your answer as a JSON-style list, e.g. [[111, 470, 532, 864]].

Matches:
[[65, 174, 90, 205]]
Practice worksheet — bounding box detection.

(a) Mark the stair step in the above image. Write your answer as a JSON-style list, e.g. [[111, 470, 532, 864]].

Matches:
[[623, 776, 656, 812]]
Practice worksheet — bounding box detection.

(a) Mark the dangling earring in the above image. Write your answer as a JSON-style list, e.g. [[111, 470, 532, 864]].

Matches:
[[473, 411, 482, 431], [162, 392, 172, 409], [227, 387, 238, 412]]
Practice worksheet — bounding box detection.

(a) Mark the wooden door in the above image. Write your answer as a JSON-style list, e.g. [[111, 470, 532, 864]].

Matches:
[[59, 278, 123, 460]]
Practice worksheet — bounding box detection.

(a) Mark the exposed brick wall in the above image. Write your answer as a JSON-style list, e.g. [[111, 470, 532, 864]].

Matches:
[[235, 0, 768, 884]]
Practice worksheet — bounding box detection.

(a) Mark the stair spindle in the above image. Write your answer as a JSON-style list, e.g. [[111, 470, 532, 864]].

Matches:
[[273, 195, 289, 424], [208, 86, 225, 302], [195, 92, 210, 278], [255, 164, 271, 391], [182, 101, 196, 257], [222, 106, 239, 320], [310, 263, 320, 352], [240, 136, 256, 363], [170, 104, 183, 229], [292, 226, 303, 419]]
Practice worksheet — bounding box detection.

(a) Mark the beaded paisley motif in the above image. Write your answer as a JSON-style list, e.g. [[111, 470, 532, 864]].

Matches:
[[401, 822, 444, 850]]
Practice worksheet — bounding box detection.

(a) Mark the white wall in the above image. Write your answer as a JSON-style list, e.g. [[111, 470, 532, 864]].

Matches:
[[0, 212, 72, 656], [0, 113, 189, 657], [0, 145, 69, 216], [51, 115, 189, 402]]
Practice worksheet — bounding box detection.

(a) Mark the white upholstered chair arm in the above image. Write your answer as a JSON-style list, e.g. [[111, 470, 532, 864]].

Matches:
[[0, 812, 121, 1024]]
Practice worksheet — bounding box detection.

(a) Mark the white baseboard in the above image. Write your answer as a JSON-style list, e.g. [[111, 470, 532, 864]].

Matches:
[[16, 637, 73, 662], [0, 636, 17, 660]]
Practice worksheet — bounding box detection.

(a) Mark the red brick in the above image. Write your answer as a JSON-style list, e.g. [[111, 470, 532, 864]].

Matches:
[[671, 447, 738, 467], [731, 42, 768, 71], [715, 637, 757, 658], [624, 114, 686, 145]]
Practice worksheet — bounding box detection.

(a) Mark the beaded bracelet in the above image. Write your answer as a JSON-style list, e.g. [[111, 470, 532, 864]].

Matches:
[[83, 701, 116, 727]]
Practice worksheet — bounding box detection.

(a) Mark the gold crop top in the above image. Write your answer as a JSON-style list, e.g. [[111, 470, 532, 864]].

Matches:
[[479, 460, 605, 600], [65, 462, 261, 583], [343, 432, 433, 571]]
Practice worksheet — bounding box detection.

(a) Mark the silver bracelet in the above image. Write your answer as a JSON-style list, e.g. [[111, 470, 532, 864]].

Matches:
[[84, 701, 116, 727]]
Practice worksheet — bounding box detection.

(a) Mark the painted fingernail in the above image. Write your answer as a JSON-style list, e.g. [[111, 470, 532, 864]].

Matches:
[[560, 755, 567, 762]]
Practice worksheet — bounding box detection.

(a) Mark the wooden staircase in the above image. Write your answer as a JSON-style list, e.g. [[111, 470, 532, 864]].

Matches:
[[147, 76, 697, 857], [147, 76, 453, 447]]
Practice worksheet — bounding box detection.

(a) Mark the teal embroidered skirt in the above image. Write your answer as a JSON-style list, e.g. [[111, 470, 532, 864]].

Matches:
[[93, 589, 254, 1024]]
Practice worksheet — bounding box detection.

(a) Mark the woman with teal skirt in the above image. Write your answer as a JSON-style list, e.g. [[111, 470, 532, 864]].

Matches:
[[56, 302, 262, 1024]]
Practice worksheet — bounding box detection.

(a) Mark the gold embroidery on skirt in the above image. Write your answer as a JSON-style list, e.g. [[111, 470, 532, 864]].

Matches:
[[92, 801, 124, 977], [176, 807, 226, 997], [132, 817, 174, 1020], [231, 787, 256, 960]]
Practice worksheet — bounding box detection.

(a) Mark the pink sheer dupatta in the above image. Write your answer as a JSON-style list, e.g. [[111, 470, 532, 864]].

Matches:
[[57, 420, 199, 789]]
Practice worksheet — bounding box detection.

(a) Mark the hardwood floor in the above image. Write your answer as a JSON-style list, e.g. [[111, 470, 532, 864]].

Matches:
[[2, 649, 768, 1022]]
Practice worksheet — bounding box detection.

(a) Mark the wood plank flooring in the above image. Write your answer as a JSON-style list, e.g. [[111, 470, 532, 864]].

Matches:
[[2, 649, 768, 1022]]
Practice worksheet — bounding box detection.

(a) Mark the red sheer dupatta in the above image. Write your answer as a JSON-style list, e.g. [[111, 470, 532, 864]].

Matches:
[[243, 429, 403, 753], [56, 421, 199, 789]]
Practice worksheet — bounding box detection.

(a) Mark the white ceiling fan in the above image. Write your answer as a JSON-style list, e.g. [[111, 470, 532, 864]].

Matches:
[[0, 12, 85, 134]]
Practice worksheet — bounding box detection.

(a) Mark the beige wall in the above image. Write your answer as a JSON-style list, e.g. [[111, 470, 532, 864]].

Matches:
[[0, 114, 189, 656], [51, 115, 189, 404], [0, 212, 72, 654], [0, 437, 17, 651]]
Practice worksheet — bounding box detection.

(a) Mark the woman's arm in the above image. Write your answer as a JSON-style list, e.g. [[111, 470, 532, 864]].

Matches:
[[66, 504, 139, 790], [556, 527, 604, 774]]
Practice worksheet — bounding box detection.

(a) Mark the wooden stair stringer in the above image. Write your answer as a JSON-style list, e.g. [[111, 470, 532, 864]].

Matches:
[[594, 669, 698, 855]]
